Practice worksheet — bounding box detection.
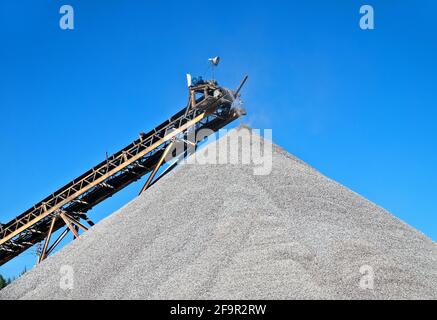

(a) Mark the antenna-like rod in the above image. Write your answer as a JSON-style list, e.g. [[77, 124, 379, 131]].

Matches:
[[234, 75, 249, 98]]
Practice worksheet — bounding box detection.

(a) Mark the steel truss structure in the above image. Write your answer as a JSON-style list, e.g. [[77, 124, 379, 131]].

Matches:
[[0, 76, 247, 266]]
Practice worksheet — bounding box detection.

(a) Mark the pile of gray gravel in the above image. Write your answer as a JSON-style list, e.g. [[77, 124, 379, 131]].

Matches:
[[1, 126, 436, 299]]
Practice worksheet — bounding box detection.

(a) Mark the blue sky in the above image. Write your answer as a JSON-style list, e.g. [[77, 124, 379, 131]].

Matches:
[[0, 0, 436, 279]]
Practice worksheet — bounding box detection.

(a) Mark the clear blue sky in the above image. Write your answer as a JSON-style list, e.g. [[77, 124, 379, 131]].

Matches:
[[1, 0, 436, 279]]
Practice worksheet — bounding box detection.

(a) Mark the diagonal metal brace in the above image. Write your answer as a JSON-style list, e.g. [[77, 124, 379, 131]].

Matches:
[[139, 139, 176, 195], [37, 216, 58, 264]]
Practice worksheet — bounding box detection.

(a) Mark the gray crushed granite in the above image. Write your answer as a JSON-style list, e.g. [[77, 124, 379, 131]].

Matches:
[[1, 126, 436, 300]]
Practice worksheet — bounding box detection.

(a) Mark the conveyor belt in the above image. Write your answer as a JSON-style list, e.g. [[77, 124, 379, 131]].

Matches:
[[0, 77, 247, 266]]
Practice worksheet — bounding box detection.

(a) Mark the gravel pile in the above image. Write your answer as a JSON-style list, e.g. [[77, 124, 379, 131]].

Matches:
[[1, 126, 436, 299]]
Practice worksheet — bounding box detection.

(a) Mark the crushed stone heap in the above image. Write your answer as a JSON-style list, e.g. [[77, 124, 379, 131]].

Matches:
[[1, 126, 436, 299]]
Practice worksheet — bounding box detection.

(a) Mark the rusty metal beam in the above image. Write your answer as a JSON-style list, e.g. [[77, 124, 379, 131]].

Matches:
[[139, 139, 176, 195], [60, 213, 79, 239], [63, 214, 89, 233], [37, 216, 57, 264]]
